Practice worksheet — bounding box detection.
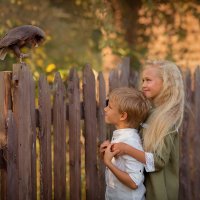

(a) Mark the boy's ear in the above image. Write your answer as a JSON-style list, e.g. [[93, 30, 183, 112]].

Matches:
[[120, 112, 128, 121]]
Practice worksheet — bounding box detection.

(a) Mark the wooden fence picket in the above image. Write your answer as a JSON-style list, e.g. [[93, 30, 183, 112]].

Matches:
[[30, 69, 37, 200], [53, 72, 66, 200], [179, 68, 192, 200], [83, 64, 98, 200], [194, 67, 200, 200], [97, 72, 107, 145], [97, 72, 106, 200], [7, 110, 18, 200], [38, 74, 52, 200], [68, 68, 81, 200], [0, 71, 12, 200], [109, 67, 120, 92], [119, 57, 130, 87]]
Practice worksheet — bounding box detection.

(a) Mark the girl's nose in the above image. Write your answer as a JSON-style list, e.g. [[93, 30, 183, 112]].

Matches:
[[104, 107, 107, 112]]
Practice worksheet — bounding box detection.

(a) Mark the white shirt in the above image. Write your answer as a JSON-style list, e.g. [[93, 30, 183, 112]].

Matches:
[[105, 128, 146, 200], [140, 123, 155, 172]]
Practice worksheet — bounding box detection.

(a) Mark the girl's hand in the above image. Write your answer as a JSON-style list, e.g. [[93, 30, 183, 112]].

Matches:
[[111, 142, 128, 156], [103, 144, 117, 165], [99, 140, 110, 159]]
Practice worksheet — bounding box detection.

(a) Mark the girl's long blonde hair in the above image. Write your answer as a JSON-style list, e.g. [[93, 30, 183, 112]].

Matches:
[[142, 60, 185, 155]]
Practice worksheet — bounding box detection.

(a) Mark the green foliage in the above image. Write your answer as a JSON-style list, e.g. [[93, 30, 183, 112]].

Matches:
[[1, 0, 200, 78], [0, 0, 105, 81]]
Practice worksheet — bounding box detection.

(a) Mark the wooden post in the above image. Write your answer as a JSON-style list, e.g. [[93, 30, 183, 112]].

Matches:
[[12, 63, 35, 199]]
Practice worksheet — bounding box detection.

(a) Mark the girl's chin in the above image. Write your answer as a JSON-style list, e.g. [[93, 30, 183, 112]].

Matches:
[[143, 92, 152, 99]]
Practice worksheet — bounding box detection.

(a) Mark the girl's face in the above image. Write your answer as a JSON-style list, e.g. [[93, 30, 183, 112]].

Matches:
[[104, 100, 121, 127], [142, 66, 163, 101]]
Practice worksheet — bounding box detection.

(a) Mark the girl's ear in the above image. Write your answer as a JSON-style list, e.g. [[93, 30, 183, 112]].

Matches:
[[120, 112, 128, 121]]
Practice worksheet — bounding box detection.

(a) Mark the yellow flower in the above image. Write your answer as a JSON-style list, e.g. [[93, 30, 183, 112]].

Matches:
[[46, 63, 56, 72]]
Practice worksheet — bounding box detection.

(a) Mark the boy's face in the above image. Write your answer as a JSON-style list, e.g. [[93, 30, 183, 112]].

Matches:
[[104, 100, 122, 127]]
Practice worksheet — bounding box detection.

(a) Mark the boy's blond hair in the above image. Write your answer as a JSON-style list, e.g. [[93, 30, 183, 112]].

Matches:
[[109, 87, 151, 128]]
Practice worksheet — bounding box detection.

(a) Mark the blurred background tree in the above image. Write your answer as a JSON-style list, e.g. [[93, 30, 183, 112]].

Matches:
[[1, 0, 200, 82]]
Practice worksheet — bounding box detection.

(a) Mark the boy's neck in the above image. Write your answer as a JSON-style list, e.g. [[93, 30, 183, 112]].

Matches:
[[115, 123, 135, 130]]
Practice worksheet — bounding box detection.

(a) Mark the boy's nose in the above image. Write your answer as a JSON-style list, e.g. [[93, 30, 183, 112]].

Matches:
[[142, 81, 147, 88]]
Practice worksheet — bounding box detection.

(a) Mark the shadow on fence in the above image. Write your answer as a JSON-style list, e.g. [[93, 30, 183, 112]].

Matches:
[[0, 57, 198, 200]]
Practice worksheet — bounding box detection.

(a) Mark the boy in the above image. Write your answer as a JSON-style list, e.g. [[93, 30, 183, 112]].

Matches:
[[100, 87, 150, 200]]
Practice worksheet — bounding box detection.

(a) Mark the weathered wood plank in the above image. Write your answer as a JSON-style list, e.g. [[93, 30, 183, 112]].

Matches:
[[38, 74, 52, 200], [97, 72, 106, 200], [30, 71, 37, 200], [109, 57, 130, 90], [108, 67, 120, 139], [109, 68, 119, 92], [194, 66, 200, 200], [97, 72, 107, 144], [179, 68, 192, 200], [0, 72, 12, 149], [53, 72, 66, 200], [0, 71, 12, 200], [129, 69, 139, 89], [119, 57, 130, 87], [7, 110, 18, 200], [67, 68, 81, 200], [12, 63, 33, 199], [83, 65, 98, 200]]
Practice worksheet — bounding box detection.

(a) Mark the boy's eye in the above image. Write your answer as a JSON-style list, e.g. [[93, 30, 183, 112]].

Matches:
[[145, 78, 151, 82]]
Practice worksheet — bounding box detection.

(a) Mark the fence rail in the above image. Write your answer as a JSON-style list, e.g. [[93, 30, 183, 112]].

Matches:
[[0, 57, 199, 199]]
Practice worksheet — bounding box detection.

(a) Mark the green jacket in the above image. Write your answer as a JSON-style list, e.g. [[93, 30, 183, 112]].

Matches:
[[145, 130, 179, 200]]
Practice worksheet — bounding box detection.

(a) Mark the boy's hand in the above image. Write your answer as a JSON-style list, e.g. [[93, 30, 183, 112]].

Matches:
[[99, 140, 110, 159], [103, 144, 116, 165], [111, 142, 128, 156]]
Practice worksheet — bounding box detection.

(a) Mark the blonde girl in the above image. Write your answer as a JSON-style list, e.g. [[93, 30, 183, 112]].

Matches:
[[109, 60, 185, 200]]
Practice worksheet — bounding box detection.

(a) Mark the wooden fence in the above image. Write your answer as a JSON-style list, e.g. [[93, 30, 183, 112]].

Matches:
[[0, 57, 199, 200]]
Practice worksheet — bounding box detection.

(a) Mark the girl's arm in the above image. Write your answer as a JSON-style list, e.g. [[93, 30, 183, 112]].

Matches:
[[112, 143, 146, 164], [112, 131, 178, 171], [104, 144, 138, 190]]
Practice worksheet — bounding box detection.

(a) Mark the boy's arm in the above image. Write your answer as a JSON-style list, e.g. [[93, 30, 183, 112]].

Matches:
[[112, 143, 146, 164], [104, 144, 138, 190]]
